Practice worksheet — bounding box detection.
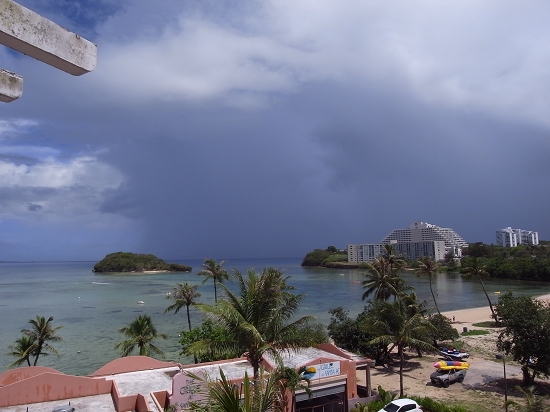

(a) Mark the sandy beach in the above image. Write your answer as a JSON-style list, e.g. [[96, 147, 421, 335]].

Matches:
[[355, 294, 550, 410], [445, 293, 550, 327]]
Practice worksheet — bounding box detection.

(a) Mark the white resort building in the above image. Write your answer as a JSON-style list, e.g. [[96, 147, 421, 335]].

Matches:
[[348, 221, 468, 263], [496, 227, 539, 247], [381, 221, 468, 255]]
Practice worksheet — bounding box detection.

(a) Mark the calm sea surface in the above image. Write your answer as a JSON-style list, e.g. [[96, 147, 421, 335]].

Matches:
[[1, 258, 549, 376]]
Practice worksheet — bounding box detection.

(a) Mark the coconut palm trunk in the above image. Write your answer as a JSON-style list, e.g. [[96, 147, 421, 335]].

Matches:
[[197, 259, 229, 303], [429, 277, 440, 315], [462, 257, 496, 320], [415, 257, 441, 315], [479, 277, 496, 320], [164, 283, 201, 363]]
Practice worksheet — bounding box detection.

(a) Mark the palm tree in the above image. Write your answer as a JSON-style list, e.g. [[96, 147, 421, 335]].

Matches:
[[361, 256, 407, 301], [382, 244, 406, 273], [461, 257, 496, 320], [114, 314, 168, 358], [165, 282, 201, 363], [164, 283, 201, 332], [191, 268, 321, 385], [278, 366, 312, 412], [7, 335, 36, 368], [197, 258, 230, 303], [186, 367, 283, 412], [365, 297, 435, 397], [21, 315, 63, 366], [506, 385, 547, 412], [415, 256, 441, 314]]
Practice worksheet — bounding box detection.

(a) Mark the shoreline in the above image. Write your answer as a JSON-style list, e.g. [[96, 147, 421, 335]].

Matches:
[[441, 292, 550, 329]]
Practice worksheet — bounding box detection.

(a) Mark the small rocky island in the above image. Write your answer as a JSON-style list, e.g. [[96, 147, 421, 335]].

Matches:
[[93, 252, 192, 273]]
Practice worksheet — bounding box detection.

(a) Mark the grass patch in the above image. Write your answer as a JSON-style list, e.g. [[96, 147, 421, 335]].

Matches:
[[461, 330, 490, 336], [472, 321, 499, 328], [445, 341, 466, 350]]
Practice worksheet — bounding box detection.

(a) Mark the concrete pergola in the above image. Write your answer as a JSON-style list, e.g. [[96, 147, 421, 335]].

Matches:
[[0, 0, 97, 102]]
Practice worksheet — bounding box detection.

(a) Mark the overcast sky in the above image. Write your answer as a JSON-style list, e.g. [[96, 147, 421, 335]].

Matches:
[[1, 0, 549, 261]]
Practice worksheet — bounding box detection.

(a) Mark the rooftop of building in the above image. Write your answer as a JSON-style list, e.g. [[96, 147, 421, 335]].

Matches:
[[0, 394, 115, 412], [105, 366, 179, 397], [0, 344, 373, 412]]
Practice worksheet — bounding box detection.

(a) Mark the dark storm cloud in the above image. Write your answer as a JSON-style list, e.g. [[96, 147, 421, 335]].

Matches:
[[26, 203, 42, 212], [1, 0, 549, 260], [299, 83, 550, 244]]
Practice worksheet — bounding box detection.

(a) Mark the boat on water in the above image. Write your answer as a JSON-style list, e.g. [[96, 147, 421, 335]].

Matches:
[[433, 360, 470, 370], [137, 301, 144, 304]]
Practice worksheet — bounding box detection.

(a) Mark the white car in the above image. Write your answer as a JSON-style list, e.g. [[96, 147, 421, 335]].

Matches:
[[377, 398, 423, 412]]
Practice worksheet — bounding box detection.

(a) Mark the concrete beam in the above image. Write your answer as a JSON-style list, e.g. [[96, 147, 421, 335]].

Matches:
[[0, 0, 97, 76], [0, 67, 22, 101]]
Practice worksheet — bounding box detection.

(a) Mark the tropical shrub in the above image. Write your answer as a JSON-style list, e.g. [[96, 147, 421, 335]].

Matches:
[[301, 249, 332, 266]]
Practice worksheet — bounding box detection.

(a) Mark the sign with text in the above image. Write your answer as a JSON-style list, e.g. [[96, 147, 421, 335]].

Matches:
[[169, 371, 208, 411], [302, 361, 341, 380]]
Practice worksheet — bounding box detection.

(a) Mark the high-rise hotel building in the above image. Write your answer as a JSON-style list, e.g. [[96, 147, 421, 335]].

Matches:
[[496, 227, 539, 247], [348, 221, 468, 263]]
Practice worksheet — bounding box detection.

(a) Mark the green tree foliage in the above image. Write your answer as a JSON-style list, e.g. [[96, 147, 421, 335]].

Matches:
[[484, 256, 550, 281], [165, 282, 201, 363], [461, 243, 550, 281], [301, 247, 347, 267], [168, 263, 194, 272], [463, 242, 495, 258], [191, 268, 326, 385], [278, 366, 313, 412], [186, 368, 283, 412], [7, 335, 38, 368], [114, 314, 168, 358], [443, 251, 459, 271], [350, 386, 396, 412], [361, 256, 408, 301], [301, 249, 331, 266], [93, 252, 192, 272], [15, 315, 63, 366], [185, 365, 313, 412], [327, 306, 379, 359], [422, 314, 459, 347], [495, 293, 550, 386], [506, 385, 548, 412], [179, 319, 240, 363], [164, 283, 201, 331], [181, 316, 326, 365], [382, 244, 406, 273], [364, 296, 436, 397], [197, 258, 230, 303], [321, 254, 350, 267]]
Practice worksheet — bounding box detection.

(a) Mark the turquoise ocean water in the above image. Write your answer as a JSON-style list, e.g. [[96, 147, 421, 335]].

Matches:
[[1, 257, 549, 376]]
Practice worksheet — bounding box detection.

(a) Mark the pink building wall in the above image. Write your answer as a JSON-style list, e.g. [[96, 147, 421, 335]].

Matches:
[[0, 370, 112, 407], [0, 366, 61, 386], [0, 356, 178, 410], [0, 347, 371, 411]]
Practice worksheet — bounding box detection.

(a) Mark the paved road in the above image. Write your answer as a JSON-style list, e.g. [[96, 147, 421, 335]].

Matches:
[[463, 359, 521, 388]]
